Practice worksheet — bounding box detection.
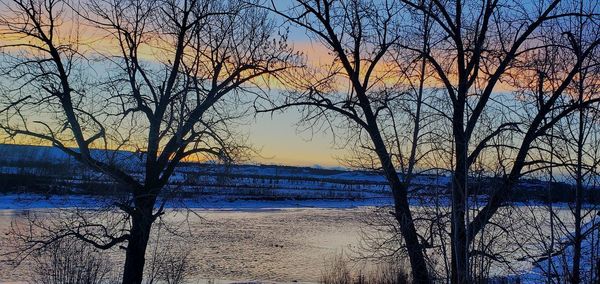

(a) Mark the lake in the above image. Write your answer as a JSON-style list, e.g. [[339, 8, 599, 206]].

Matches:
[[0, 205, 370, 283], [0, 198, 596, 283]]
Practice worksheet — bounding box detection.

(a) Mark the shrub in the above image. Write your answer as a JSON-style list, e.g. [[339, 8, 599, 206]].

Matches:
[[320, 252, 409, 284], [30, 239, 115, 284]]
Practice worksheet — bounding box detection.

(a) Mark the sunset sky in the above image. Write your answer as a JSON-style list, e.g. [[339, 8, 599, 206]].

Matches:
[[0, 1, 519, 168], [245, 25, 346, 167], [0, 9, 347, 168], [249, 110, 345, 167]]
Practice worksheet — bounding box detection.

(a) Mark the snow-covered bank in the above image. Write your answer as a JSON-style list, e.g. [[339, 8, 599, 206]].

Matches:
[[521, 218, 600, 283], [0, 194, 394, 211]]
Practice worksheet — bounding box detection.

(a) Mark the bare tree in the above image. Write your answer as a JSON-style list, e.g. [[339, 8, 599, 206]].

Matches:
[[392, 0, 600, 282], [469, 1, 600, 281], [262, 0, 600, 282], [525, 4, 600, 279], [254, 0, 439, 282], [0, 0, 295, 283], [556, 4, 600, 282]]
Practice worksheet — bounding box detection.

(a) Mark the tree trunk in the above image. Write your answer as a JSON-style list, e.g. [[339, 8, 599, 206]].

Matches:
[[368, 128, 431, 284], [391, 183, 431, 284], [572, 86, 585, 284], [573, 178, 582, 284], [451, 166, 468, 283], [451, 124, 469, 284], [596, 257, 600, 283], [122, 199, 154, 284]]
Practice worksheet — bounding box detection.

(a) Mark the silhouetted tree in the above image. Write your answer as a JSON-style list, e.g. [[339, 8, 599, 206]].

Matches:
[[255, 0, 436, 282], [0, 0, 295, 283], [395, 0, 600, 282]]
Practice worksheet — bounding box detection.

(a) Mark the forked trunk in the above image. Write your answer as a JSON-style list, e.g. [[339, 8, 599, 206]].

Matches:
[[369, 128, 431, 284]]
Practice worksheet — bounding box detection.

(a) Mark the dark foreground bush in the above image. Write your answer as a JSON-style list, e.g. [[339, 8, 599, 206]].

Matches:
[[320, 252, 409, 284], [30, 239, 116, 284]]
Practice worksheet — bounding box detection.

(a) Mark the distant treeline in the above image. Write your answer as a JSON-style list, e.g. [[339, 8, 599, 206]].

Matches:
[[1, 170, 599, 204]]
